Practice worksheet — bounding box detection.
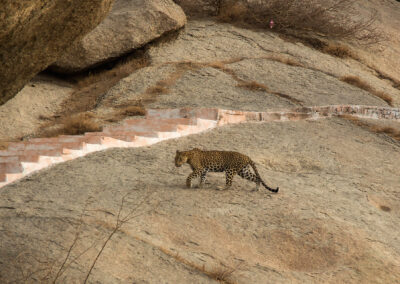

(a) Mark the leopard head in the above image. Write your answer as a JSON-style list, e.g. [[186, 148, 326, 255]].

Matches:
[[175, 150, 189, 167]]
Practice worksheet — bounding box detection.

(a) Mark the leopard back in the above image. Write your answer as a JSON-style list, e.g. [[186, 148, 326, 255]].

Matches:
[[175, 148, 251, 172]]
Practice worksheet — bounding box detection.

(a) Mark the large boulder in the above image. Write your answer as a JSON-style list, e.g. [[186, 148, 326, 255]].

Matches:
[[0, 0, 115, 106], [52, 0, 187, 73]]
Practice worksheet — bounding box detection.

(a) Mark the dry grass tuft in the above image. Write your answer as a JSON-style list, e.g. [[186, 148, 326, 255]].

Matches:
[[340, 75, 372, 91], [145, 85, 169, 95], [156, 246, 239, 284], [207, 61, 228, 70], [300, 36, 328, 50], [117, 106, 146, 117], [372, 91, 394, 106], [105, 105, 147, 123], [237, 79, 303, 105], [267, 55, 304, 67], [322, 43, 356, 59], [237, 81, 269, 92], [340, 75, 393, 106], [370, 126, 400, 140], [375, 70, 400, 91], [61, 113, 102, 135]]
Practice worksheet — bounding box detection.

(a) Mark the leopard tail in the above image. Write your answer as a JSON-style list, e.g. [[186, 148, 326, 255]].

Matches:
[[249, 160, 279, 193]]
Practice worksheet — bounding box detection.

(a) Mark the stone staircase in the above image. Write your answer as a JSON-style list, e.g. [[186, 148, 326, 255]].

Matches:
[[1, 105, 399, 188]]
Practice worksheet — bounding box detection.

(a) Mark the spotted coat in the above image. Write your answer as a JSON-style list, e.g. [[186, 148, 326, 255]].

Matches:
[[175, 148, 279, 192]]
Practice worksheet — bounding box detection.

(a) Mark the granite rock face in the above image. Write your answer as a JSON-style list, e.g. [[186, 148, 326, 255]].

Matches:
[[52, 0, 187, 73], [0, 0, 115, 105]]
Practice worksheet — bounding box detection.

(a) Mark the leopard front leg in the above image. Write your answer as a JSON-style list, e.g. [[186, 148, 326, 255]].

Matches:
[[198, 169, 209, 188], [186, 169, 202, 188]]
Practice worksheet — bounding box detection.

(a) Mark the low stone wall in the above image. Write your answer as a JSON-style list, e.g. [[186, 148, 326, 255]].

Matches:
[[1, 105, 399, 188], [218, 105, 400, 124]]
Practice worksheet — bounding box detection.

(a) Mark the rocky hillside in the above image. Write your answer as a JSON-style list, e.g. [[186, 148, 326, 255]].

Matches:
[[0, 0, 399, 283]]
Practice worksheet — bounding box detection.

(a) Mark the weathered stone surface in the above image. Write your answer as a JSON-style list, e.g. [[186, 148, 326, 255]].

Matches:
[[98, 20, 398, 113], [52, 0, 187, 73], [1, 118, 399, 283], [0, 0, 115, 105]]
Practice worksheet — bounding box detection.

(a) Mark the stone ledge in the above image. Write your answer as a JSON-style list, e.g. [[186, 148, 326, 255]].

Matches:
[[0, 105, 398, 188]]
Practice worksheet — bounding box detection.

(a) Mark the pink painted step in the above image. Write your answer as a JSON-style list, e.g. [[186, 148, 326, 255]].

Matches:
[[20, 149, 65, 162], [0, 162, 23, 174], [146, 108, 219, 120], [84, 132, 136, 144], [7, 142, 26, 151], [124, 117, 197, 127], [100, 130, 159, 138], [110, 121, 178, 132], [0, 156, 19, 163]]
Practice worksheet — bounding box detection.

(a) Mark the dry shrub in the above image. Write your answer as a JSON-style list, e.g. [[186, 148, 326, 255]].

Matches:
[[340, 75, 393, 106], [322, 43, 356, 59], [218, 0, 383, 44], [61, 113, 102, 135]]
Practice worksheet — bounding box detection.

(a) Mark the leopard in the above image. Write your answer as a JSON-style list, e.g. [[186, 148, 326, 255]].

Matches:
[[175, 148, 279, 192]]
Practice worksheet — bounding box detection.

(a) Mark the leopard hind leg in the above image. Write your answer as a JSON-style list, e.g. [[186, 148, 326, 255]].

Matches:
[[217, 169, 236, 190], [238, 165, 260, 191]]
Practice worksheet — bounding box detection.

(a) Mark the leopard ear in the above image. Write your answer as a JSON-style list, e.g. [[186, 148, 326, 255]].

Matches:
[[176, 150, 180, 153]]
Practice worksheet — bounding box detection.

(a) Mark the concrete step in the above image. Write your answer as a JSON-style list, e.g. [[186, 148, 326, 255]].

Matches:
[[102, 130, 159, 138], [7, 142, 26, 151], [146, 108, 219, 121], [4, 173, 24, 184], [0, 162, 23, 174], [0, 156, 19, 163], [0, 150, 16, 157], [125, 117, 196, 126], [58, 135, 86, 143], [146, 108, 192, 119]]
